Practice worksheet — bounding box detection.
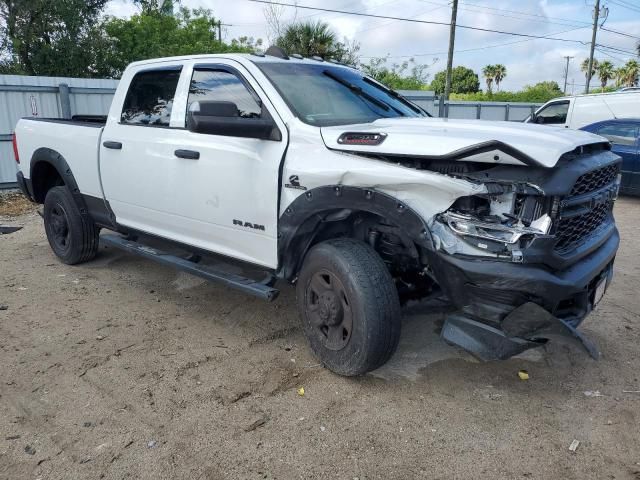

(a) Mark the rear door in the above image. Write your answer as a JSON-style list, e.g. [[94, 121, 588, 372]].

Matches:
[[595, 122, 640, 194]]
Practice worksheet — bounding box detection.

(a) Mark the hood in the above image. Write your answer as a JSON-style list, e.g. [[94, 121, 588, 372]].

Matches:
[[320, 117, 607, 168]]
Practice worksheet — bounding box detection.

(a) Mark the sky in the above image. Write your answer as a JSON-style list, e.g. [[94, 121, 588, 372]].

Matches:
[[105, 0, 640, 93]]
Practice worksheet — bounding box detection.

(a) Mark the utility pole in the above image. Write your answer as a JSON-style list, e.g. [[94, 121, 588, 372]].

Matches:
[[585, 0, 600, 94], [439, 0, 458, 118], [218, 20, 222, 43], [563, 56, 574, 94]]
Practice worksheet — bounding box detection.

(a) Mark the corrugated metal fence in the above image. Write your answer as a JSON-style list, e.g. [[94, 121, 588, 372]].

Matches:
[[0, 76, 542, 188], [0, 75, 118, 188]]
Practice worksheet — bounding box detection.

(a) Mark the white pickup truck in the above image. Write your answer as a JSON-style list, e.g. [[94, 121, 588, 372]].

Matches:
[[14, 48, 621, 375]]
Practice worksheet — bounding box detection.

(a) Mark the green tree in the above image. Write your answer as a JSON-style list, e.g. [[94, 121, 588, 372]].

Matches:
[[451, 81, 563, 103], [430, 66, 480, 94], [361, 56, 431, 90], [0, 0, 110, 77], [275, 21, 359, 64], [596, 60, 615, 91], [103, 7, 261, 77], [133, 0, 177, 16], [482, 65, 496, 93], [493, 64, 507, 91], [580, 58, 599, 85], [620, 59, 639, 87]]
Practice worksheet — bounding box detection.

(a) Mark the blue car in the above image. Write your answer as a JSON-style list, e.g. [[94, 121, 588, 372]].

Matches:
[[580, 118, 640, 195]]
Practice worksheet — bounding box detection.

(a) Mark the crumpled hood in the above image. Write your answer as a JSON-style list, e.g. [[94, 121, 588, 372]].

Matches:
[[320, 117, 607, 168]]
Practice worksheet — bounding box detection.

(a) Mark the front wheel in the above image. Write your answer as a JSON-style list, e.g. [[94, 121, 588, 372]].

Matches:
[[296, 238, 402, 376]]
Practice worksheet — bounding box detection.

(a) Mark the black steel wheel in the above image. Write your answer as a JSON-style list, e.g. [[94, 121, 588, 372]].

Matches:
[[43, 186, 99, 265], [296, 238, 402, 376]]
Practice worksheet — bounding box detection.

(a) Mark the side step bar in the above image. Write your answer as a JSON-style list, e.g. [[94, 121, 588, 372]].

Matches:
[[100, 234, 280, 301]]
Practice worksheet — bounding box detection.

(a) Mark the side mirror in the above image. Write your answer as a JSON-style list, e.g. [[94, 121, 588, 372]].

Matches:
[[535, 115, 545, 124], [187, 101, 281, 141]]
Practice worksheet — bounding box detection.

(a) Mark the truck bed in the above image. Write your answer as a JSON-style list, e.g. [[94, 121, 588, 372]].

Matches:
[[15, 117, 105, 199]]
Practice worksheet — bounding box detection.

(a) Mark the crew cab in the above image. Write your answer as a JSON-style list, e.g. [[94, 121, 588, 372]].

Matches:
[[13, 48, 621, 375]]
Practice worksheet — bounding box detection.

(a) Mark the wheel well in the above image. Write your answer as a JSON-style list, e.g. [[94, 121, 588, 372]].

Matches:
[[31, 161, 64, 203], [281, 208, 436, 302]]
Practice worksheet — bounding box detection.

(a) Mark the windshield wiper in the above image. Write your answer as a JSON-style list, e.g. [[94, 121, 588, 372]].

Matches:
[[322, 70, 391, 113], [362, 77, 430, 116]]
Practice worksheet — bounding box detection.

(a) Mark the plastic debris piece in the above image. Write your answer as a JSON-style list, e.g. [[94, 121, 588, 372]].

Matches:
[[320, 426, 326, 432], [584, 390, 603, 397], [569, 439, 580, 452], [297, 386, 305, 396], [147, 440, 157, 449], [518, 370, 529, 380]]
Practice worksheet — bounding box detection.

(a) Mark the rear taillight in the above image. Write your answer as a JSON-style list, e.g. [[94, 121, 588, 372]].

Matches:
[[12, 132, 19, 164]]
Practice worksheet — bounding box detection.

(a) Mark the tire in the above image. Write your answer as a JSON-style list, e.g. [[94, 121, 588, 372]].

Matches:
[[296, 238, 402, 376], [43, 186, 99, 265]]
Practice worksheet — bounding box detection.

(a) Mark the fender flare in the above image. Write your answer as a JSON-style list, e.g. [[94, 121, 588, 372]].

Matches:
[[277, 185, 434, 280], [29, 148, 89, 217]]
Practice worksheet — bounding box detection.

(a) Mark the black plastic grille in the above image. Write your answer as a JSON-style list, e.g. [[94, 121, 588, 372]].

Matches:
[[554, 201, 612, 253], [570, 164, 619, 196]]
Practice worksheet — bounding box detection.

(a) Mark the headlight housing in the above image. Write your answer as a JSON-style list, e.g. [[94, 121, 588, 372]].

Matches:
[[444, 211, 552, 246]]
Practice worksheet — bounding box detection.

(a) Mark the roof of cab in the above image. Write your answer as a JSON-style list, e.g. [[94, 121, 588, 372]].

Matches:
[[126, 53, 352, 69]]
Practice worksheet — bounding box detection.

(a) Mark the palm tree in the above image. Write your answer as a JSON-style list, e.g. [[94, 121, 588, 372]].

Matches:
[[482, 65, 496, 94], [623, 60, 640, 87], [580, 58, 599, 87], [596, 60, 615, 91], [276, 21, 337, 59], [493, 64, 507, 91]]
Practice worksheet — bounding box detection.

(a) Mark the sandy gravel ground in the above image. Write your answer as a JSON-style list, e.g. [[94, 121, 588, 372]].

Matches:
[[1, 194, 639, 480]]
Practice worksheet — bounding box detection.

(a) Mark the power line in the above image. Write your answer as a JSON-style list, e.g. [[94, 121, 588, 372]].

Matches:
[[245, 0, 591, 44], [416, 0, 591, 28], [359, 26, 590, 59], [458, 0, 592, 25], [601, 26, 640, 40], [596, 43, 639, 56], [608, 0, 640, 14]]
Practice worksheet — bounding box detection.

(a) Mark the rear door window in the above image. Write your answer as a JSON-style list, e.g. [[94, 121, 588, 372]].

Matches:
[[535, 101, 569, 125], [121, 68, 182, 126], [596, 124, 639, 147]]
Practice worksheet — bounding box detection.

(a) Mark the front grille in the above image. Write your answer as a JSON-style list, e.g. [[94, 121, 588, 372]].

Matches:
[[554, 201, 612, 253], [570, 163, 619, 196]]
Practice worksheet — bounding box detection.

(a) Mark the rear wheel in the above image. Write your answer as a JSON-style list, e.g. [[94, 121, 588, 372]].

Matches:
[[43, 186, 99, 265], [296, 238, 402, 376]]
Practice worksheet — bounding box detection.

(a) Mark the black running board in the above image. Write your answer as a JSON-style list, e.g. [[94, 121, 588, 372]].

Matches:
[[100, 234, 279, 301]]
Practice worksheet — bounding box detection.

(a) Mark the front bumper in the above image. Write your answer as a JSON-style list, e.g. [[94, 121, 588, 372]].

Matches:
[[428, 226, 618, 358]]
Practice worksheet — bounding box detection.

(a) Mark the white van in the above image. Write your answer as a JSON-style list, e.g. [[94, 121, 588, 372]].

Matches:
[[526, 91, 640, 129]]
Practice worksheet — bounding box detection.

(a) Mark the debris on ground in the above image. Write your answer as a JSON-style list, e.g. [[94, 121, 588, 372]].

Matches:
[[5, 435, 20, 440], [297, 386, 305, 396], [518, 370, 529, 380], [0, 305, 8, 311], [24, 445, 36, 455], [0, 225, 23, 234], [147, 440, 158, 449], [568, 440, 580, 453], [244, 414, 269, 432], [0, 191, 35, 217], [622, 390, 640, 394], [584, 390, 604, 397]]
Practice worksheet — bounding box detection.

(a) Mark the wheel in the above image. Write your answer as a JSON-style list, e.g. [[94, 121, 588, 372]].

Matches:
[[43, 186, 99, 265], [296, 238, 402, 376]]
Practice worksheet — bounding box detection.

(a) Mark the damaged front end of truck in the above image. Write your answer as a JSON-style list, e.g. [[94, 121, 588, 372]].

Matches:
[[420, 143, 621, 360]]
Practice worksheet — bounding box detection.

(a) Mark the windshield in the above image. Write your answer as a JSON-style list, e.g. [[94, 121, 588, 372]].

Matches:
[[256, 62, 426, 127]]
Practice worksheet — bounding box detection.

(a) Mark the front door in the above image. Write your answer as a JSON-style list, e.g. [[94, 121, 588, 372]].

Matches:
[[100, 60, 288, 268], [595, 122, 640, 194]]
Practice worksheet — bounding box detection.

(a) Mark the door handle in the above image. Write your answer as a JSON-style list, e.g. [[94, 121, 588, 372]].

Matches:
[[175, 149, 200, 160], [103, 141, 122, 150]]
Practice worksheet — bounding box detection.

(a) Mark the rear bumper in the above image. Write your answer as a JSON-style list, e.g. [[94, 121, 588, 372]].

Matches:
[[16, 171, 34, 201], [430, 225, 618, 330]]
